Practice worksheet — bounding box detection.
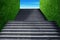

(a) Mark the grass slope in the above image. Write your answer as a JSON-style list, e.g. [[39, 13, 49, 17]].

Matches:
[[0, 0, 20, 31], [40, 0, 60, 27]]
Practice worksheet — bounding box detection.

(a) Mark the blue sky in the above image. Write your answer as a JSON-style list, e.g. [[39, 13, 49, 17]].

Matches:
[[20, 0, 40, 9]]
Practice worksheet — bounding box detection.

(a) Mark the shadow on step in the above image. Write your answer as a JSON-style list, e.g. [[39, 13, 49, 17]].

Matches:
[[54, 22, 60, 39], [15, 9, 32, 21]]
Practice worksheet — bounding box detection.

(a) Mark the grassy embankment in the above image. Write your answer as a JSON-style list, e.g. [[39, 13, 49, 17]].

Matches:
[[0, 0, 20, 31], [40, 0, 60, 27]]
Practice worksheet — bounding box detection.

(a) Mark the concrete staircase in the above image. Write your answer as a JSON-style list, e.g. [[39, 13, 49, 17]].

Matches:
[[0, 9, 60, 40], [0, 21, 60, 40]]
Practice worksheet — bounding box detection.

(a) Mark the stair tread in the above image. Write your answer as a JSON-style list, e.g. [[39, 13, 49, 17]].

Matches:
[[0, 39, 59, 40], [0, 32, 58, 34], [0, 35, 60, 37], [2, 29, 57, 32], [8, 21, 54, 23]]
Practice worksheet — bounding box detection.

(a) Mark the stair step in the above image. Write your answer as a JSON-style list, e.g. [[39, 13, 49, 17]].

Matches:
[[0, 39, 59, 40], [6, 24, 54, 26], [0, 32, 58, 34], [4, 26, 56, 29], [0, 35, 59, 38], [2, 29, 57, 32], [1, 21, 59, 39], [7, 22, 54, 24], [8, 21, 54, 24]]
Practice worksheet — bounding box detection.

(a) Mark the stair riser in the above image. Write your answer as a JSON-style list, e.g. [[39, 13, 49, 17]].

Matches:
[[7, 21, 54, 23], [6, 24, 53, 26], [0, 33, 59, 35]]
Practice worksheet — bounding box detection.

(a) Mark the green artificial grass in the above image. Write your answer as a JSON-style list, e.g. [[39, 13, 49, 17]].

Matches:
[[0, 0, 20, 31], [40, 0, 60, 27]]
